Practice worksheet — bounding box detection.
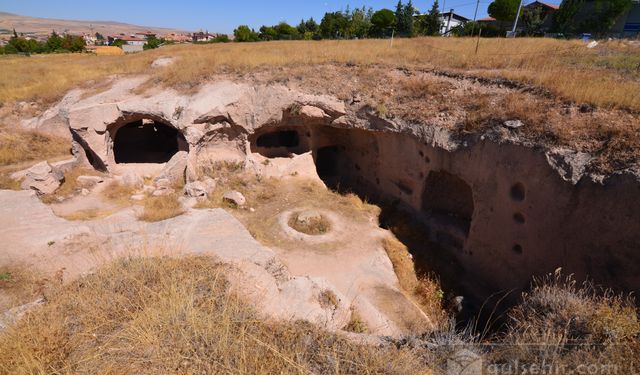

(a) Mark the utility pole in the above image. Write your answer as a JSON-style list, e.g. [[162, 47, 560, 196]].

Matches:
[[470, 0, 480, 37], [510, 0, 525, 36]]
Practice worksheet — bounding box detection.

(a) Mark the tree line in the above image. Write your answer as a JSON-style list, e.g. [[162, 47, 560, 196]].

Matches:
[[233, 1, 446, 42], [0, 30, 86, 55]]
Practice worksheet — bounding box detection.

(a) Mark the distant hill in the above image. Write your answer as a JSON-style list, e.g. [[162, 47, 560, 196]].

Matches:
[[0, 12, 190, 38]]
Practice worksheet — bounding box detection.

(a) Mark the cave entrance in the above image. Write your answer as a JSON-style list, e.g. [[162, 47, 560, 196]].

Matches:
[[113, 119, 186, 164], [250, 129, 309, 158], [422, 170, 474, 236], [315, 146, 344, 190]]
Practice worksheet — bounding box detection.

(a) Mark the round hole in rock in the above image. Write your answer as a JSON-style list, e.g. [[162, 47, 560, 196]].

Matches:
[[512, 244, 523, 254], [510, 182, 526, 202], [513, 212, 525, 224], [113, 119, 185, 164], [288, 210, 331, 236]]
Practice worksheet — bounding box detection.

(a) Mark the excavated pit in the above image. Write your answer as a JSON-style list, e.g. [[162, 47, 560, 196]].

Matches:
[[57, 83, 640, 329]]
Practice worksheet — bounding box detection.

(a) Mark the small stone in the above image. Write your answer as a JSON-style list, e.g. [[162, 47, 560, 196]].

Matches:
[[142, 185, 155, 194], [249, 207, 256, 213], [184, 181, 208, 198], [223, 190, 246, 207], [81, 188, 90, 196], [503, 120, 524, 129], [131, 194, 145, 201]]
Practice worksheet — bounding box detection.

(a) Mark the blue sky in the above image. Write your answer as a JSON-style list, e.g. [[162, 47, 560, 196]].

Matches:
[[0, 0, 560, 34]]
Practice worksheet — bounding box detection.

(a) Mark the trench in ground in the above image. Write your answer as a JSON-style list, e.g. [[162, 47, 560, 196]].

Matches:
[[249, 125, 501, 328]]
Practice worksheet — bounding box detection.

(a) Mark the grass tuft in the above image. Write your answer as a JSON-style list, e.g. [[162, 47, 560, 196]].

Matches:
[[138, 193, 184, 222]]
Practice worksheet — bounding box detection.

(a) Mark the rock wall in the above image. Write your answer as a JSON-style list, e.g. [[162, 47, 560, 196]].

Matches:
[[39, 78, 640, 302]]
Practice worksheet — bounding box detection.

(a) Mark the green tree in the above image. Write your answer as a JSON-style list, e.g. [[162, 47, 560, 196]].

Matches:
[[259, 26, 278, 40], [349, 7, 373, 38], [319, 11, 349, 38], [46, 31, 63, 52], [61, 34, 85, 52], [395, 0, 416, 36], [522, 6, 544, 36], [275, 22, 299, 40], [488, 0, 521, 22], [305, 18, 319, 33], [553, 0, 632, 35], [371, 9, 396, 37], [417, 0, 443, 36], [144, 36, 163, 50], [233, 25, 258, 42]]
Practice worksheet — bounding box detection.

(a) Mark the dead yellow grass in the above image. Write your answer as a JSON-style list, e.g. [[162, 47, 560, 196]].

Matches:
[[382, 237, 447, 329], [138, 193, 184, 222], [0, 256, 431, 374], [101, 180, 135, 205], [0, 126, 69, 166], [1, 38, 639, 110]]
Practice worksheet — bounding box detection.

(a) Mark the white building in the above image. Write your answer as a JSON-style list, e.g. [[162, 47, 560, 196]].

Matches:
[[440, 11, 469, 35]]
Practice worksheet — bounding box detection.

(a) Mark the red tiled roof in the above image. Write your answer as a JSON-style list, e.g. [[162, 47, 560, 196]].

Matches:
[[527, 1, 559, 10], [478, 17, 496, 21], [120, 36, 146, 41]]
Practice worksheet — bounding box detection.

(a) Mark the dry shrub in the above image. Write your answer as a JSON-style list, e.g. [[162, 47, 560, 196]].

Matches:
[[0, 256, 430, 374], [138, 193, 184, 222], [382, 237, 447, 328], [101, 180, 135, 205], [494, 272, 640, 371], [343, 308, 368, 334], [0, 126, 70, 166], [60, 208, 114, 221]]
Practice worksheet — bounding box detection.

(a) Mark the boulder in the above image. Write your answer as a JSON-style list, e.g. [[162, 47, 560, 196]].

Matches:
[[20, 161, 64, 195], [503, 119, 524, 129], [151, 57, 176, 68], [223, 190, 246, 207], [155, 151, 188, 185], [184, 177, 217, 198], [298, 105, 328, 120], [121, 172, 144, 188]]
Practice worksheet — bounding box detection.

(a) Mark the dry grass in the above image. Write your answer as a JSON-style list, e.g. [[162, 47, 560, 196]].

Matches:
[[0, 126, 69, 166], [0, 256, 431, 374], [138, 193, 185, 222], [382, 237, 447, 329], [0, 266, 44, 311], [343, 308, 368, 334], [1, 38, 639, 110], [492, 272, 640, 369], [59, 208, 115, 221], [101, 180, 136, 205]]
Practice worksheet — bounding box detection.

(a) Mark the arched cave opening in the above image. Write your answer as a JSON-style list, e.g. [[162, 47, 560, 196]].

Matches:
[[421, 170, 475, 236], [113, 119, 187, 164]]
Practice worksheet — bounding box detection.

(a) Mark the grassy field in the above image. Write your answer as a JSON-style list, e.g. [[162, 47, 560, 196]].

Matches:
[[1, 37, 639, 110]]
